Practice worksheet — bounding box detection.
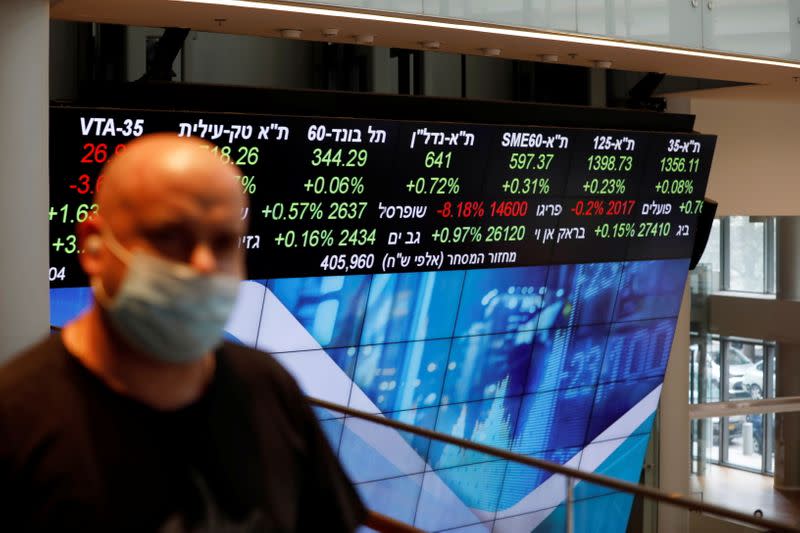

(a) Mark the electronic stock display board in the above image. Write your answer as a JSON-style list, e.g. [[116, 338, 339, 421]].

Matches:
[[50, 106, 715, 533]]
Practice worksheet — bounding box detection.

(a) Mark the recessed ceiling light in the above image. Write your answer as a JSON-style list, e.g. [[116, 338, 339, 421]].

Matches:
[[171, 0, 800, 70], [355, 34, 374, 45], [481, 48, 501, 57], [593, 59, 613, 69], [539, 54, 558, 63], [279, 29, 302, 39], [421, 40, 440, 50], [321, 28, 339, 38]]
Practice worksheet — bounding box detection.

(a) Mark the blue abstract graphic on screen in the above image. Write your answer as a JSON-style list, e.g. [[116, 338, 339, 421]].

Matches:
[[50, 257, 688, 532]]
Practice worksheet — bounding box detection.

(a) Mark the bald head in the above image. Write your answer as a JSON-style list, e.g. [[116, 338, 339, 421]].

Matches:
[[98, 133, 244, 219], [79, 133, 248, 295]]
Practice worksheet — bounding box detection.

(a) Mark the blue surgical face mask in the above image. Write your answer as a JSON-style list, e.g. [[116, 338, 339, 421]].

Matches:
[[91, 227, 241, 364]]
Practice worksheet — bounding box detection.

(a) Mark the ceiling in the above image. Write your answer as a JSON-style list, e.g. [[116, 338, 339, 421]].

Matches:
[[51, 0, 800, 90], [669, 82, 800, 103]]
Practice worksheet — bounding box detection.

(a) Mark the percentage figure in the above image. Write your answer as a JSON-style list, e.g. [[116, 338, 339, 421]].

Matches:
[[501, 177, 551, 195], [431, 226, 483, 244], [655, 179, 694, 195], [261, 201, 329, 221], [436, 201, 486, 218], [594, 222, 636, 239], [570, 200, 605, 216], [304, 176, 366, 195], [678, 200, 704, 215], [581, 178, 626, 195], [236, 175, 257, 194], [406, 176, 461, 195]]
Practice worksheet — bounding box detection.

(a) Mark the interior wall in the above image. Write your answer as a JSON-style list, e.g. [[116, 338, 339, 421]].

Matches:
[[423, 50, 461, 98], [658, 282, 692, 532], [50, 21, 80, 101], [465, 55, 514, 101], [680, 95, 800, 217], [123, 29, 516, 99], [127, 27, 316, 88], [371, 47, 399, 94], [185, 31, 316, 88], [1, 0, 50, 361]]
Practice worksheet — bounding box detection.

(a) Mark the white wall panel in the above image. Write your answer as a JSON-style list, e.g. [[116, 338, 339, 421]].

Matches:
[[291, 0, 424, 13], [577, 0, 702, 48], [702, 0, 792, 58], [423, 0, 577, 32]]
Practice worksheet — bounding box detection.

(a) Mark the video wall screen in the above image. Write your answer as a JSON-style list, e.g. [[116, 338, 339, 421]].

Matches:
[[50, 106, 714, 532]]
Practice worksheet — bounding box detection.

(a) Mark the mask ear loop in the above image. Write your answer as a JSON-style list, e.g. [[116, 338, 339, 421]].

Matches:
[[99, 224, 134, 265], [89, 225, 133, 309], [91, 275, 114, 309]]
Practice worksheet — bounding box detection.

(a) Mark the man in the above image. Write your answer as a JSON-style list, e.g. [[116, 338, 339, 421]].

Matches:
[[0, 134, 365, 531]]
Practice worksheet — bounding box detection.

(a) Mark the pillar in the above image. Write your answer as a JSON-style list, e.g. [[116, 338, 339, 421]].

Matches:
[[775, 217, 800, 489], [0, 1, 50, 362], [658, 282, 691, 531], [589, 68, 607, 108]]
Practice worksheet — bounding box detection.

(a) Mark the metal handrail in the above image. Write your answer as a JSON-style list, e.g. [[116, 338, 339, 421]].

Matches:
[[308, 396, 800, 533], [690, 395, 800, 418], [364, 510, 425, 533]]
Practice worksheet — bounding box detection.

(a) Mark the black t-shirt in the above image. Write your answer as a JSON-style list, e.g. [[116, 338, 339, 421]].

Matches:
[[0, 334, 365, 532]]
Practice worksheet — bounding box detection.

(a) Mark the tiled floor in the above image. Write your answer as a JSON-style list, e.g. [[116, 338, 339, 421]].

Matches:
[[690, 463, 800, 526]]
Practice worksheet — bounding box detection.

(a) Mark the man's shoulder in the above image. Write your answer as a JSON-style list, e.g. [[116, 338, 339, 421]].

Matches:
[[0, 335, 68, 399], [218, 342, 316, 432], [0, 335, 75, 449], [219, 342, 302, 398]]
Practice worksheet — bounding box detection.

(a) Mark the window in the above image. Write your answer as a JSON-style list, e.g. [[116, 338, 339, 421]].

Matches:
[[728, 216, 766, 292], [696, 218, 721, 292], [724, 341, 760, 401], [693, 216, 776, 295], [689, 335, 721, 403], [689, 335, 777, 475], [691, 417, 721, 471], [690, 216, 778, 476], [767, 413, 776, 474]]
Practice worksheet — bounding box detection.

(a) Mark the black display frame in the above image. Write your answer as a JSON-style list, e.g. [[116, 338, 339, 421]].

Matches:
[[56, 81, 697, 134]]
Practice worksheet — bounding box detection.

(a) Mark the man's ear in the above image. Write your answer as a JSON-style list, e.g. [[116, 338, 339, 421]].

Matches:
[[76, 216, 104, 275], [85, 235, 102, 255]]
